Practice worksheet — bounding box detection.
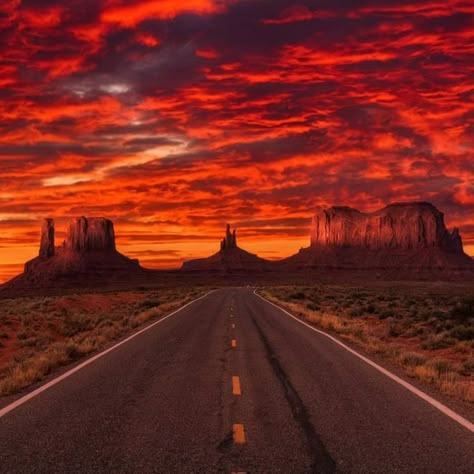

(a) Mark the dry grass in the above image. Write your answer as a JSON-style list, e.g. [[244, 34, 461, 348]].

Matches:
[[0, 287, 209, 396], [262, 284, 474, 403]]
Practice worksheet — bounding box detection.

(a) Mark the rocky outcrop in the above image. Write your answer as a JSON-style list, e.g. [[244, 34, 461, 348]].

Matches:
[[39, 218, 55, 258], [281, 202, 473, 280], [310, 202, 462, 252], [182, 224, 268, 272], [221, 224, 237, 250], [9, 217, 145, 289], [64, 217, 116, 252]]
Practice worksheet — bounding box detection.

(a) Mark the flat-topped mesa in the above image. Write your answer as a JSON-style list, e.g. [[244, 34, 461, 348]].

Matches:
[[220, 224, 237, 250], [64, 217, 116, 253], [310, 202, 463, 252], [39, 218, 55, 258]]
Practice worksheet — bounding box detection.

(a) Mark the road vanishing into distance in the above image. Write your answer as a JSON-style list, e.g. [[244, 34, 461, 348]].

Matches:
[[0, 288, 473, 473]]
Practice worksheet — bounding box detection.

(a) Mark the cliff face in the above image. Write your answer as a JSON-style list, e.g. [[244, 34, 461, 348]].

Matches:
[[17, 216, 143, 288], [274, 201, 473, 280], [64, 217, 116, 253], [310, 202, 463, 252], [39, 218, 55, 258]]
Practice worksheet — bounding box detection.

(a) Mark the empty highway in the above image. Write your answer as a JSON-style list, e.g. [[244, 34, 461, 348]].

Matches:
[[0, 288, 473, 473]]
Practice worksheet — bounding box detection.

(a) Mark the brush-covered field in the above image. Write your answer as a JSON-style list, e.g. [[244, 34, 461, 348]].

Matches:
[[262, 283, 474, 403], [0, 287, 211, 396]]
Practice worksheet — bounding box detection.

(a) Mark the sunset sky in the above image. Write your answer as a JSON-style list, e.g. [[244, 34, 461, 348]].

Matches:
[[0, 0, 473, 282]]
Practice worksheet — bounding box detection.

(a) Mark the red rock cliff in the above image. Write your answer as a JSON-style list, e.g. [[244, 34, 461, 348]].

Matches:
[[310, 202, 463, 252], [64, 217, 116, 252], [39, 218, 55, 258]]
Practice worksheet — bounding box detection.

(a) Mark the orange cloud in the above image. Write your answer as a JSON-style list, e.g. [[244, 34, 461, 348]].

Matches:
[[101, 0, 225, 27], [0, 0, 473, 283]]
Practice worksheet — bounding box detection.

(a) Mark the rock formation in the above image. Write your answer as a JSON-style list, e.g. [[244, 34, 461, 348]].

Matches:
[[310, 202, 462, 252], [221, 224, 237, 250], [8, 217, 145, 289], [39, 218, 55, 258], [182, 224, 268, 272], [64, 217, 116, 252], [281, 202, 473, 280]]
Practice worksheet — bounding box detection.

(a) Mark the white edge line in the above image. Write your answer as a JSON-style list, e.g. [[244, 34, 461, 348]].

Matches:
[[0, 289, 217, 419], [254, 289, 474, 433]]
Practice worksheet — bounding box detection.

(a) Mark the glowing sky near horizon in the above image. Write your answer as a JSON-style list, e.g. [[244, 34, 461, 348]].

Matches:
[[0, 0, 473, 281]]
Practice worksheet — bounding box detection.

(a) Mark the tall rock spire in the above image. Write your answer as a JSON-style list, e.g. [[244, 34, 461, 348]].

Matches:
[[39, 218, 55, 258], [221, 224, 237, 250]]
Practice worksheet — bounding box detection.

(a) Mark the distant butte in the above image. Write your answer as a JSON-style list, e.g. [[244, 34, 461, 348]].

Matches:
[[5, 217, 145, 289], [280, 202, 473, 280], [1, 202, 473, 292], [181, 224, 268, 272]]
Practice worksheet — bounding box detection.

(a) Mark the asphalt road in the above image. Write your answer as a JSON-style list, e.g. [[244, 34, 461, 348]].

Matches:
[[0, 288, 473, 473]]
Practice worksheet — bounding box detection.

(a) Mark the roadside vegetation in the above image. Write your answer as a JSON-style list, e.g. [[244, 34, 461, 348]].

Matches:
[[0, 287, 209, 396], [262, 284, 474, 403]]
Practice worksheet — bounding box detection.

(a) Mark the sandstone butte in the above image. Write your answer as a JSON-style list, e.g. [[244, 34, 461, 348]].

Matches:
[[1, 202, 473, 290], [280, 202, 473, 280], [182, 224, 268, 272], [11, 217, 144, 288], [310, 202, 462, 252]]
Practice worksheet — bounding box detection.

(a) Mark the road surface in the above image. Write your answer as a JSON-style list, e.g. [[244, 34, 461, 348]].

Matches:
[[0, 288, 473, 473]]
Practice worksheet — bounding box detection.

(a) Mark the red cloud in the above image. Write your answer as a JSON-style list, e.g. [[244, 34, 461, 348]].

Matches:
[[0, 0, 472, 281], [101, 0, 225, 27]]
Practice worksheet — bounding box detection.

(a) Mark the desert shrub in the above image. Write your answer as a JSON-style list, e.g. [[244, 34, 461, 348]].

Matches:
[[61, 313, 94, 337], [400, 352, 427, 367], [450, 297, 474, 323], [430, 309, 446, 319], [0, 332, 8, 339], [449, 325, 474, 341], [387, 322, 401, 337], [462, 358, 474, 372], [349, 306, 364, 317], [366, 303, 377, 314], [428, 359, 453, 376], [421, 334, 452, 350], [306, 303, 319, 311], [17, 332, 27, 340], [418, 309, 432, 321], [138, 299, 161, 310], [289, 292, 305, 300], [352, 328, 366, 341], [378, 309, 394, 319]]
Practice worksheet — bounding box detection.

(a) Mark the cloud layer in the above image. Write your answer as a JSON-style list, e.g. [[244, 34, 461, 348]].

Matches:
[[0, 0, 473, 281]]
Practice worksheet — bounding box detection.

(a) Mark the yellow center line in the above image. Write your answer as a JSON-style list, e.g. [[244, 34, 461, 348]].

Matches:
[[232, 376, 241, 395], [233, 424, 246, 444], [231, 339, 237, 348]]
